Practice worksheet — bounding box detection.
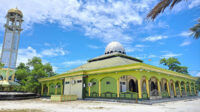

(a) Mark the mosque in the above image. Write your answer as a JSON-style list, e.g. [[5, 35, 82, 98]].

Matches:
[[39, 42, 197, 100]]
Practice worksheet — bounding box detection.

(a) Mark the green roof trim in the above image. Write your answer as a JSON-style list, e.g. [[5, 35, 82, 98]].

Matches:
[[88, 52, 143, 62]]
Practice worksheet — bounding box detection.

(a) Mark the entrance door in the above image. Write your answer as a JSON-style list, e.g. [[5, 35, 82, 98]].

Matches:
[[129, 79, 138, 92]]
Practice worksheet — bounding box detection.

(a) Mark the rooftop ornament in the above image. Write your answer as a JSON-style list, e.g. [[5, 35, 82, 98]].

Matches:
[[105, 41, 126, 55]]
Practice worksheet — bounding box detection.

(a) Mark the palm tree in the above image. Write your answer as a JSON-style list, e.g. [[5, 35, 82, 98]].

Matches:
[[190, 19, 200, 39], [147, 0, 200, 39], [147, 0, 182, 20]]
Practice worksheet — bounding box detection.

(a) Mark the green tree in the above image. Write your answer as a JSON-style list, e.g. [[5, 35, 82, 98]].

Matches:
[[15, 63, 30, 81], [160, 57, 188, 74], [15, 57, 56, 93], [0, 62, 4, 68]]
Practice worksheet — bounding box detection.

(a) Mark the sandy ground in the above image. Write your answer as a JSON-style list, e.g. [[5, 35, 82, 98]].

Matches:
[[0, 98, 199, 112]]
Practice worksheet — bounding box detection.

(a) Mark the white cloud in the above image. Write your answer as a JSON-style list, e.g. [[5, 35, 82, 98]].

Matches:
[[135, 44, 145, 48], [16, 46, 67, 65], [143, 21, 169, 31], [52, 66, 58, 72], [160, 52, 182, 58], [190, 70, 200, 77], [125, 47, 135, 53], [143, 35, 168, 42], [41, 48, 67, 57], [63, 60, 86, 67], [132, 54, 157, 59], [44, 43, 51, 47], [88, 45, 100, 49], [148, 54, 157, 58], [180, 40, 191, 46], [17, 46, 41, 65], [195, 72, 200, 77], [179, 31, 192, 47], [196, 72, 200, 77], [179, 31, 192, 37], [189, 0, 200, 8], [125, 44, 146, 53], [0, 0, 157, 43]]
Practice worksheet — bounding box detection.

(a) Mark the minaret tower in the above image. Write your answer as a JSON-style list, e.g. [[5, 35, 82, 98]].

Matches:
[[0, 8, 23, 90], [1, 8, 23, 69]]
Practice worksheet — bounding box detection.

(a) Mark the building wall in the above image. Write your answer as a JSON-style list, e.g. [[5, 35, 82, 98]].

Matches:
[[64, 76, 83, 99], [40, 64, 197, 99], [84, 70, 196, 99], [101, 77, 117, 94]]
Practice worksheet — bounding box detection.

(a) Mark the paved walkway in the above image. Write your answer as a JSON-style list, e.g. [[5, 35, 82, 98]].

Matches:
[[0, 98, 200, 112]]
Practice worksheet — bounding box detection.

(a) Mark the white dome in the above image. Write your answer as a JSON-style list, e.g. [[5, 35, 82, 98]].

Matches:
[[105, 41, 126, 54]]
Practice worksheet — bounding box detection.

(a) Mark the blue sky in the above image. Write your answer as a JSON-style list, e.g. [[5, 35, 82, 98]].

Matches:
[[0, 0, 199, 76]]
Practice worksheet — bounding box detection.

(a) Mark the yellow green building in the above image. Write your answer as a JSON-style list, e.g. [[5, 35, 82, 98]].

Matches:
[[39, 42, 197, 100]]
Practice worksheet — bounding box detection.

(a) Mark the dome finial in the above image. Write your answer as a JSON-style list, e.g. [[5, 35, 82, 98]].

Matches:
[[8, 7, 23, 17], [105, 41, 126, 55]]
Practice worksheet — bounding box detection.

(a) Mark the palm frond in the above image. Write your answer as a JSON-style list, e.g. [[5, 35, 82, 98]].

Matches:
[[170, 0, 181, 9], [147, 0, 184, 20], [147, 0, 172, 20], [190, 19, 200, 39]]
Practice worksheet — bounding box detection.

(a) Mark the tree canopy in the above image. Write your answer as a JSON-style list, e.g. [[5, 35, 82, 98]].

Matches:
[[15, 57, 56, 93], [0, 62, 4, 68], [160, 57, 189, 75]]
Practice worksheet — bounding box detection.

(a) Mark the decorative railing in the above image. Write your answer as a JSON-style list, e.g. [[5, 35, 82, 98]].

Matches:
[[90, 92, 99, 97], [175, 87, 180, 96], [101, 92, 117, 98], [85, 91, 140, 100], [119, 91, 138, 100], [142, 92, 148, 99], [181, 91, 186, 96], [161, 91, 169, 98], [85, 91, 155, 100], [150, 89, 159, 96]]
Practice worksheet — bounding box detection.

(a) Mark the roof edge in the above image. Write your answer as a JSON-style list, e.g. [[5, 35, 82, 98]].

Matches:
[[88, 53, 143, 63]]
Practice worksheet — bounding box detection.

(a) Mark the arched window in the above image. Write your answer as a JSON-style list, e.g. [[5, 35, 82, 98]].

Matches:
[[129, 79, 138, 92]]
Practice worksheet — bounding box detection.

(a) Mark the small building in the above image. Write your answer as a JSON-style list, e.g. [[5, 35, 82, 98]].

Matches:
[[39, 42, 197, 100]]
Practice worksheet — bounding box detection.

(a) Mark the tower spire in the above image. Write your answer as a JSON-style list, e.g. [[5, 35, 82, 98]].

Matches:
[[1, 8, 23, 69]]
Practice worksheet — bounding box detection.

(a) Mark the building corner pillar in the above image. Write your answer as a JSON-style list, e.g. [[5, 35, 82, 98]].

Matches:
[[189, 83, 192, 95], [47, 83, 50, 96], [55, 82, 57, 95], [173, 82, 176, 97], [89, 86, 91, 96], [178, 82, 182, 96], [61, 84, 63, 95], [41, 83, 44, 96], [157, 80, 161, 96], [117, 79, 119, 97], [146, 79, 150, 98], [99, 80, 101, 97], [138, 79, 142, 99], [167, 81, 170, 97], [184, 83, 187, 96], [194, 83, 197, 95]]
